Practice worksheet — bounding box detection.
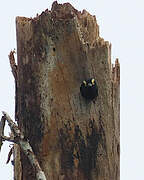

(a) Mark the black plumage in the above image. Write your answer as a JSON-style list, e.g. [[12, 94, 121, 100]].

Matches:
[[80, 78, 98, 100]]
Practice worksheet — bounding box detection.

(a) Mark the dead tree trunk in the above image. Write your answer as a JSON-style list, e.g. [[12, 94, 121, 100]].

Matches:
[[15, 2, 120, 180]]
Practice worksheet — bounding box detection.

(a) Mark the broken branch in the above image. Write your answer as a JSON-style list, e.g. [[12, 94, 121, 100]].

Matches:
[[1, 111, 47, 180], [2, 111, 21, 139], [1, 135, 14, 143]]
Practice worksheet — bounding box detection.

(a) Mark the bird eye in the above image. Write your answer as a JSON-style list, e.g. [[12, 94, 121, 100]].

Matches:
[[91, 78, 95, 85], [83, 81, 87, 86]]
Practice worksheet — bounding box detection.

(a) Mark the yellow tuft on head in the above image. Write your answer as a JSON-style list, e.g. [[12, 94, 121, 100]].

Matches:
[[83, 80, 87, 86], [91, 78, 95, 85]]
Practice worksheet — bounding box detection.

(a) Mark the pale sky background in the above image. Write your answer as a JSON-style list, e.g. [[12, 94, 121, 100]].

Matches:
[[0, 0, 143, 179]]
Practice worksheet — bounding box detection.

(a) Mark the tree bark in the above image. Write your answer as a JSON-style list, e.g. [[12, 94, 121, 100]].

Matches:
[[15, 1, 120, 180]]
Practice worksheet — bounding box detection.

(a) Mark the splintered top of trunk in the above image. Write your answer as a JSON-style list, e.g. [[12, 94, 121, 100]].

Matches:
[[16, 1, 103, 48]]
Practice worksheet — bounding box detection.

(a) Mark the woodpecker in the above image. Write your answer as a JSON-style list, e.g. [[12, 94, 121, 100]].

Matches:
[[80, 78, 98, 100]]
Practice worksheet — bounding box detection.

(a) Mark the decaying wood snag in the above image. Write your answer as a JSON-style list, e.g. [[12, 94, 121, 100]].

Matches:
[[14, 1, 120, 180]]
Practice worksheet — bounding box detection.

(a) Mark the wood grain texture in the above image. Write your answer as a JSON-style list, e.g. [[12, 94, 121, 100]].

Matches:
[[15, 2, 120, 180]]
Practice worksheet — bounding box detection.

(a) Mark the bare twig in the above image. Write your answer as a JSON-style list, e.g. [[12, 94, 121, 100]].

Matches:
[[1, 111, 47, 180], [6, 146, 14, 164], [1, 135, 14, 143]]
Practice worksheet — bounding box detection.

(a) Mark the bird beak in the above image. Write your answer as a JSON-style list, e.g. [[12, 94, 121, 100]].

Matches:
[[88, 83, 92, 86]]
